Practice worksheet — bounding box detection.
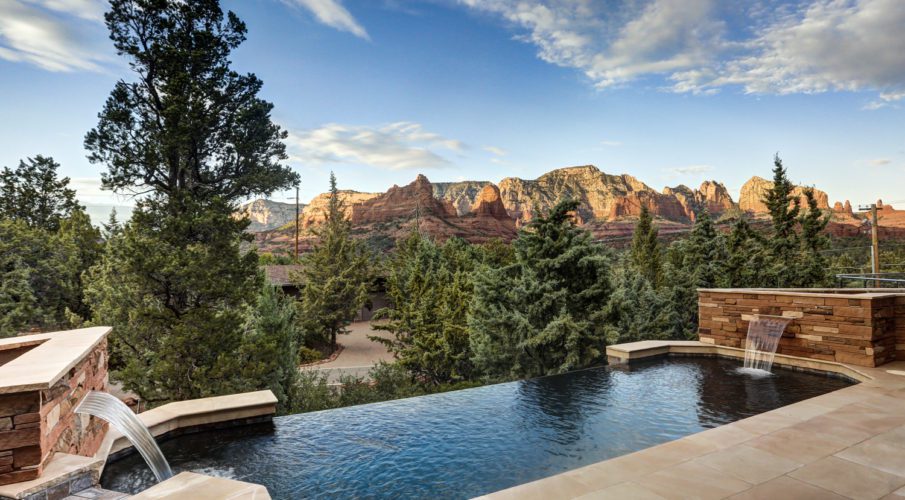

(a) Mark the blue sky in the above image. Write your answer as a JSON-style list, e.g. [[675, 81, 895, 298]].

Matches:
[[1, 0, 904, 210]]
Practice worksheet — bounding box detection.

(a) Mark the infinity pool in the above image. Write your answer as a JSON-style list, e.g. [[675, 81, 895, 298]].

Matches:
[[102, 357, 852, 499]]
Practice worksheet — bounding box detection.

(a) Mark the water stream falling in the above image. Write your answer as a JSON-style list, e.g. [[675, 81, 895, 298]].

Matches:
[[75, 391, 173, 483], [739, 314, 792, 376]]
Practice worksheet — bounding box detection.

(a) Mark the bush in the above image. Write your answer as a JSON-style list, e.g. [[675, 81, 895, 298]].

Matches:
[[298, 346, 323, 365]]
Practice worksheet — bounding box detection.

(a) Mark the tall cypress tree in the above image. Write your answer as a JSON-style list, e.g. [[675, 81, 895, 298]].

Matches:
[[631, 204, 662, 286], [796, 188, 830, 286], [725, 217, 768, 287]]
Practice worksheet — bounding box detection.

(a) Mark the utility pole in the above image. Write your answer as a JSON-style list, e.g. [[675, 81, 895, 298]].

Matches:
[[294, 185, 300, 262], [858, 202, 882, 287]]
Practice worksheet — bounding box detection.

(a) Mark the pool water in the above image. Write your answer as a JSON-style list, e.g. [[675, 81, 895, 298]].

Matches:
[[101, 357, 852, 499]]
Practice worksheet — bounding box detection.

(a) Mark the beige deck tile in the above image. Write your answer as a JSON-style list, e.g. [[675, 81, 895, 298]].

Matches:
[[824, 403, 905, 434], [859, 394, 905, 414], [789, 455, 905, 500], [770, 400, 836, 420], [837, 435, 905, 477], [630, 461, 752, 500], [575, 482, 667, 500], [805, 387, 874, 409], [731, 410, 804, 436], [131, 472, 270, 499], [727, 476, 847, 500], [692, 444, 801, 484], [788, 414, 876, 447], [563, 450, 682, 491], [687, 424, 759, 451], [883, 484, 905, 498], [477, 474, 593, 500], [747, 427, 850, 464]]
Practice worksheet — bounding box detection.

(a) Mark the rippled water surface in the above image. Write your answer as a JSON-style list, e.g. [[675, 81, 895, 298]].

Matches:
[[102, 358, 852, 499]]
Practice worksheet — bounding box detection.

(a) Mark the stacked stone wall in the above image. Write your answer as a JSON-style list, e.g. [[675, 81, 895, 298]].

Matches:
[[0, 340, 108, 486], [698, 290, 901, 368]]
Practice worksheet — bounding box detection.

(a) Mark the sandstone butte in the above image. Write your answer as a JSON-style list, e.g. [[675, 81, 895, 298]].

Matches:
[[249, 164, 896, 252]]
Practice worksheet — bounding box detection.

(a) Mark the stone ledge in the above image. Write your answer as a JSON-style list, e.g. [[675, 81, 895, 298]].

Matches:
[[0, 453, 103, 499], [0, 328, 111, 395], [131, 472, 270, 499], [97, 390, 277, 465], [606, 340, 870, 382], [698, 287, 905, 300]]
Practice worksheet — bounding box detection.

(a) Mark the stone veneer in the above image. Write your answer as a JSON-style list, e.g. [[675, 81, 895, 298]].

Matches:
[[0, 331, 109, 487], [698, 288, 905, 367]]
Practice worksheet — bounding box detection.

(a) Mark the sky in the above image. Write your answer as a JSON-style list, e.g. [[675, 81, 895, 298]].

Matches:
[[1, 0, 904, 212]]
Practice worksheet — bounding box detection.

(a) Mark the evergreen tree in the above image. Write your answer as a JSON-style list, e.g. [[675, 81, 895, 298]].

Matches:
[[372, 232, 477, 384], [630, 204, 662, 286], [0, 155, 81, 231], [83, 0, 297, 405], [469, 200, 611, 380], [604, 262, 673, 344], [297, 173, 372, 351], [725, 217, 769, 287], [763, 154, 801, 285], [101, 208, 122, 240], [795, 188, 831, 286]]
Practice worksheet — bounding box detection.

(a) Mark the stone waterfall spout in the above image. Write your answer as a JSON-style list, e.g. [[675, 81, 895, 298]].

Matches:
[[740, 314, 792, 375], [75, 391, 174, 483]]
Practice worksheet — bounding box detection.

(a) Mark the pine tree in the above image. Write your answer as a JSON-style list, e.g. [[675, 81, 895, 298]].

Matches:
[[795, 188, 831, 286], [83, 0, 298, 405], [0, 155, 81, 231], [725, 217, 769, 287], [604, 262, 673, 344], [631, 204, 662, 286], [469, 200, 611, 380], [763, 154, 801, 285], [298, 173, 372, 351]]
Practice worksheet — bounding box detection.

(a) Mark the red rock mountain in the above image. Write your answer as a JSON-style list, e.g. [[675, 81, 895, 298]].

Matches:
[[251, 165, 886, 252]]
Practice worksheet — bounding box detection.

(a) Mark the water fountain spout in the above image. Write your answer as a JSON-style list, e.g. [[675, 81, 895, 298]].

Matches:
[[75, 391, 173, 482], [740, 314, 792, 375]]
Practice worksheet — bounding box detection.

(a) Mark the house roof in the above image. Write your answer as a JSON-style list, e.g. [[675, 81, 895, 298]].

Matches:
[[262, 265, 304, 286]]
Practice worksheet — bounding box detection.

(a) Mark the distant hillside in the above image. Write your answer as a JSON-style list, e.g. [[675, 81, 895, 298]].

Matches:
[[247, 164, 872, 253], [237, 199, 299, 232]]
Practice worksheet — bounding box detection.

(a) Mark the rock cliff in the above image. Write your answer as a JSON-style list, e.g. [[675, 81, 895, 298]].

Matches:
[[236, 199, 299, 232], [739, 176, 830, 213], [433, 181, 493, 216], [301, 190, 379, 228]]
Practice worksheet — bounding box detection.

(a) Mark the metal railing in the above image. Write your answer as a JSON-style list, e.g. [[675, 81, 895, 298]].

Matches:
[[835, 273, 905, 288]]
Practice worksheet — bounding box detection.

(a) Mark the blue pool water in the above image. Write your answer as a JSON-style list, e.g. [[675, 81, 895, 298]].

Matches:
[[101, 357, 852, 499]]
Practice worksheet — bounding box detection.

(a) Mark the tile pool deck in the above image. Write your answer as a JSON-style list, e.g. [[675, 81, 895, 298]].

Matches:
[[478, 341, 905, 500]]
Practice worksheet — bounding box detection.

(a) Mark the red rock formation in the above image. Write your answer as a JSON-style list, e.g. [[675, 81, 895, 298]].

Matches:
[[301, 190, 378, 228], [351, 174, 457, 225], [470, 184, 509, 218], [739, 176, 830, 213]]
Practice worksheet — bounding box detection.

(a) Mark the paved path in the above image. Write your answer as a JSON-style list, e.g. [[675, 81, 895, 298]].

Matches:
[[301, 322, 396, 383]]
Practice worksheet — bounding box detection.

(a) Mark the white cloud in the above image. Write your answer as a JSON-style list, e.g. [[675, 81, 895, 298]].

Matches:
[[0, 0, 108, 72], [713, 0, 905, 98], [287, 122, 465, 170], [867, 158, 892, 166], [601, 140, 622, 147], [483, 146, 508, 156], [664, 164, 714, 177], [282, 0, 369, 40], [460, 0, 905, 101], [459, 0, 725, 90]]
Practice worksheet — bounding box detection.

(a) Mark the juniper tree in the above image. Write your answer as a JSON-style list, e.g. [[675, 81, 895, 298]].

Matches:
[[83, 0, 298, 405], [372, 232, 477, 384], [631, 204, 662, 286], [725, 217, 768, 287], [795, 188, 831, 286], [469, 200, 611, 380], [0, 155, 81, 231], [297, 173, 372, 351]]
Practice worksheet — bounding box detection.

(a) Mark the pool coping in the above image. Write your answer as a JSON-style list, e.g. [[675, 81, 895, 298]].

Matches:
[[478, 341, 905, 500]]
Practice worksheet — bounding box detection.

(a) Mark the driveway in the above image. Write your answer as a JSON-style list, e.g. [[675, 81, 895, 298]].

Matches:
[[301, 322, 396, 384]]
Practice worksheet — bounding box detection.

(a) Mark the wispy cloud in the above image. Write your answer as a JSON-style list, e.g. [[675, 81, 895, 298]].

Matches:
[[460, 0, 905, 103], [287, 122, 465, 170], [867, 158, 892, 167], [601, 140, 622, 147], [483, 146, 508, 156], [0, 0, 109, 72], [281, 0, 369, 40], [664, 164, 714, 177]]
